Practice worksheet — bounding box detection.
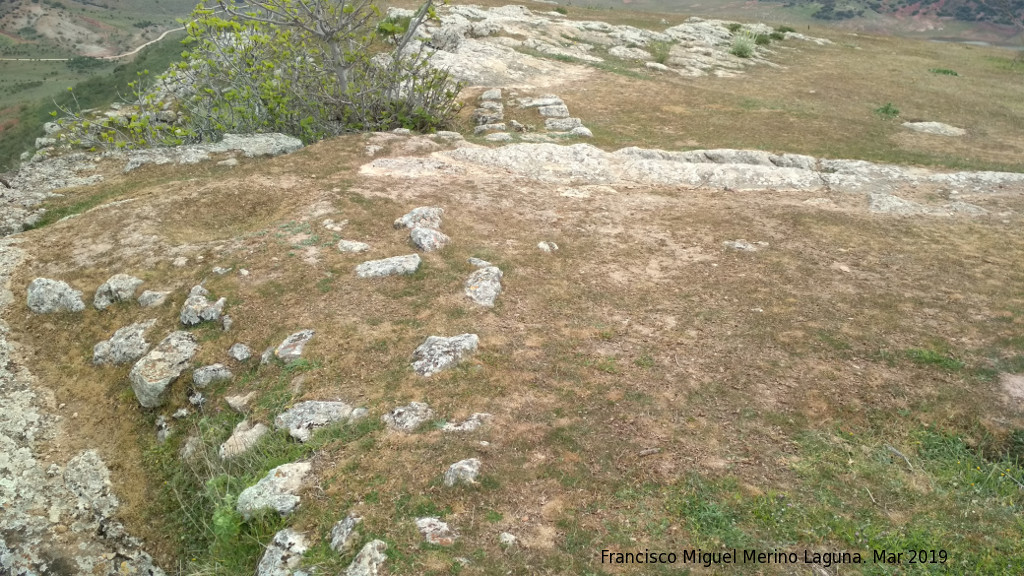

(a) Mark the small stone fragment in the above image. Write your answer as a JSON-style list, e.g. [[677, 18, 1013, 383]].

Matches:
[[382, 402, 434, 432], [444, 458, 481, 487], [415, 517, 458, 546], [722, 239, 767, 252], [480, 88, 502, 101], [570, 126, 594, 138], [410, 226, 451, 252], [236, 462, 312, 519], [93, 274, 144, 310], [129, 331, 199, 408], [344, 540, 387, 576], [256, 529, 308, 576], [465, 266, 503, 307], [275, 401, 366, 442], [27, 278, 85, 313], [220, 420, 269, 459], [213, 266, 232, 275], [467, 257, 492, 268], [537, 241, 559, 252], [229, 343, 253, 361], [225, 392, 257, 413], [499, 532, 518, 547], [394, 206, 444, 229], [538, 104, 570, 118], [189, 391, 206, 407], [275, 329, 315, 362], [138, 290, 170, 307], [545, 117, 583, 131], [173, 408, 190, 419], [337, 240, 371, 253], [180, 284, 226, 325], [411, 334, 479, 377], [330, 513, 363, 553], [193, 363, 233, 388], [442, 413, 492, 433], [221, 314, 233, 331], [355, 254, 421, 278], [93, 319, 156, 365], [156, 416, 172, 443]]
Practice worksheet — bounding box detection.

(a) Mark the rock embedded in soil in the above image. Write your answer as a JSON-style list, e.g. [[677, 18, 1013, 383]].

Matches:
[[444, 458, 482, 487], [394, 206, 444, 229], [415, 517, 458, 546], [220, 420, 269, 459], [545, 117, 583, 131], [355, 254, 422, 278], [442, 413, 492, 432], [138, 289, 170, 307], [26, 278, 85, 313], [330, 513, 363, 553], [93, 273, 144, 310], [275, 329, 315, 362], [275, 400, 367, 442], [236, 461, 312, 519], [337, 239, 371, 253], [902, 121, 966, 137], [193, 363, 233, 387], [410, 226, 451, 252], [128, 331, 199, 408], [537, 241, 559, 252], [225, 391, 257, 413], [228, 343, 253, 361], [180, 284, 226, 325], [93, 319, 156, 365], [499, 532, 518, 547], [344, 540, 388, 576], [412, 334, 479, 376], [382, 402, 434, 432], [465, 266, 503, 307], [480, 88, 502, 101], [722, 239, 768, 252], [256, 529, 308, 576]]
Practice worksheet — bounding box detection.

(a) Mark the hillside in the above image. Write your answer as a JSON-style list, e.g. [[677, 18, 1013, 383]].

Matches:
[[1, 2, 1024, 575]]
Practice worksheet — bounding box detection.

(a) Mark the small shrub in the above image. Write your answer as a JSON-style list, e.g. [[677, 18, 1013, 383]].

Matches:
[[929, 68, 959, 76], [726, 22, 743, 33], [775, 25, 796, 33], [874, 102, 900, 119], [731, 34, 755, 58], [754, 34, 771, 46], [649, 40, 673, 64], [769, 31, 785, 41], [554, 5, 568, 15]]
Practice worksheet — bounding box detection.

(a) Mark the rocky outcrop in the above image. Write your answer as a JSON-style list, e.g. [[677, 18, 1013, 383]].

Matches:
[[138, 290, 170, 308], [412, 334, 479, 376], [275, 401, 368, 442], [26, 278, 85, 313], [93, 273, 143, 310], [330, 513, 363, 553], [180, 285, 226, 325], [228, 343, 253, 361], [128, 331, 199, 408], [275, 329, 315, 362], [255, 529, 308, 576], [394, 206, 444, 229], [442, 413, 492, 433], [93, 319, 156, 365], [344, 540, 388, 576], [465, 266, 503, 307], [444, 458, 482, 486], [236, 462, 312, 519], [410, 226, 451, 252], [355, 254, 422, 278], [382, 402, 434, 432], [193, 363, 233, 387]]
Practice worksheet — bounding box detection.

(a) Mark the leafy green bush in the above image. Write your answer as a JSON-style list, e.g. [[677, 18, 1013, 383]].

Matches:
[[648, 40, 673, 64], [875, 102, 900, 119], [775, 25, 796, 33], [754, 34, 771, 46], [769, 31, 785, 41], [554, 5, 568, 15], [726, 22, 743, 33], [929, 67, 959, 76]]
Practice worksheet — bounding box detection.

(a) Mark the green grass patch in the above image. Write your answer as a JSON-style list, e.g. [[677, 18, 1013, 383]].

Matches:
[[929, 68, 959, 76], [904, 348, 965, 371], [875, 102, 900, 119]]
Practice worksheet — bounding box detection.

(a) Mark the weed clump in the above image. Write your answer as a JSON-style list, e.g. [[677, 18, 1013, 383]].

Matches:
[[649, 40, 673, 64], [875, 102, 900, 119], [930, 67, 959, 76], [731, 33, 755, 58]]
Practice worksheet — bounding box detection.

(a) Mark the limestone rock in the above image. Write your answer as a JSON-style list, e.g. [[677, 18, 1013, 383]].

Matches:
[[412, 334, 479, 376], [156, 415, 172, 443], [416, 517, 458, 546], [337, 240, 371, 253], [355, 254, 422, 278], [330, 513, 363, 553], [256, 529, 308, 576], [465, 266, 503, 307], [545, 117, 583, 131], [474, 123, 506, 134], [64, 450, 119, 518], [26, 278, 85, 313], [94, 273, 144, 310], [129, 331, 199, 408], [468, 257, 492, 268], [499, 532, 518, 547], [193, 363, 233, 388], [538, 104, 570, 118], [485, 132, 513, 142], [275, 329, 315, 362], [444, 458, 481, 486], [570, 126, 594, 138], [229, 343, 253, 361], [138, 290, 170, 307], [382, 402, 434, 432], [275, 401, 367, 442], [903, 121, 966, 137], [236, 462, 312, 519], [93, 319, 156, 365], [723, 239, 768, 252], [538, 241, 559, 252], [180, 284, 226, 325], [410, 226, 451, 252], [480, 88, 502, 101], [394, 206, 444, 229], [220, 420, 269, 459], [442, 413, 492, 432], [189, 391, 206, 406], [225, 392, 257, 413], [344, 540, 388, 576]]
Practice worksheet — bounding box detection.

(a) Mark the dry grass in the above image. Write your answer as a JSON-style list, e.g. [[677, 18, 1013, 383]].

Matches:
[[10, 126, 1024, 573]]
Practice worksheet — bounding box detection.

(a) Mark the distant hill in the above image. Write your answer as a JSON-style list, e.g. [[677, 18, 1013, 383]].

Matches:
[[769, 0, 1023, 26]]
